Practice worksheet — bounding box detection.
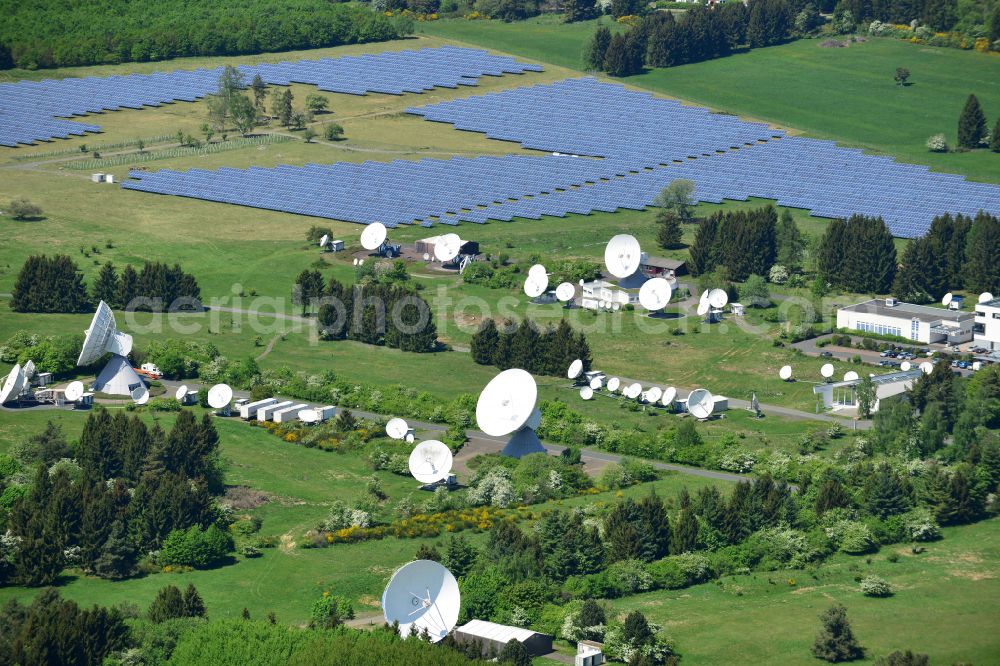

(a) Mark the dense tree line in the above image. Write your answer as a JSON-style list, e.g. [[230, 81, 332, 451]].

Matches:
[[0, 0, 404, 70], [837, 0, 966, 31], [470, 319, 592, 377], [0, 410, 224, 587], [817, 214, 897, 294], [687, 204, 777, 280], [10, 255, 91, 313], [893, 211, 999, 301]]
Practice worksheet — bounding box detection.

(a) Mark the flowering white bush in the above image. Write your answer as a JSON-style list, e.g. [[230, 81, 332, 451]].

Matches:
[[867, 20, 890, 35], [608, 559, 654, 595], [673, 552, 711, 583], [825, 520, 875, 554], [718, 450, 756, 473], [323, 501, 371, 531], [769, 264, 789, 284], [860, 575, 892, 597], [903, 508, 940, 542], [926, 134, 948, 152], [467, 467, 520, 508], [548, 469, 563, 491]]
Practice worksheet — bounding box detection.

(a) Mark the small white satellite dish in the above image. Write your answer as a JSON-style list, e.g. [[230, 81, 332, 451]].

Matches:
[[22, 360, 35, 380], [687, 388, 714, 419], [382, 560, 460, 642], [821, 363, 835, 379], [0, 364, 25, 405], [589, 376, 604, 390], [434, 234, 462, 262], [523, 273, 548, 298], [319, 234, 329, 248], [528, 264, 547, 279], [920, 361, 934, 374], [175, 385, 188, 401], [65, 380, 85, 402], [567, 359, 583, 379], [361, 222, 388, 251], [131, 386, 150, 405], [639, 278, 672, 312], [556, 282, 575, 302], [423, 253, 431, 261], [78, 300, 133, 366], [408, 440, 453, 484], [607, 377, 621, 392], [661, 386, 676, 407], [708, 288, 729, 309], [599, 300, 608, 310], [612, 303, 621, 312], [475, 369, 537, 437], [942, 292, 953, 306], [844, 371, 859, 381], [207, 383, 233, 409], [779, 365, 793, 381], [405, 433, 415, 444], [580, 386, 594, 400], [386, 417, 409, 440], [900, 361, 911, 371], [604, 234, 642, 279], [979, 292, 994, 304], [697, 300, 710, 317], [353, 258, 359, 266], [625, 382, 642, 399], [646, 386, 663, 403]]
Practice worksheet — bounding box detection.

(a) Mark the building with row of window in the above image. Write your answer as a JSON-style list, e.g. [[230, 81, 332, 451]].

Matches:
[[974, 297, 1000, 351], [836, 298, 976, 345]]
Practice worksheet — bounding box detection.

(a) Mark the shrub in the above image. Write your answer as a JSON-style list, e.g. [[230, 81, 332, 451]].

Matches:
[[926, 133, 948, 152], [158, 525, 234, 568], [826, 520, 876, 554], [769, 264, 789, 284], [310, 594, 355, 628], [859, 575, 892, 597], [7, 198, 43, 220], [323, 123, 344, 141]]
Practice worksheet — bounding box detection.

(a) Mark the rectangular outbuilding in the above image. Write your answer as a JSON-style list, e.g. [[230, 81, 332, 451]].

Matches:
[[454, 619, 553, 657], [837, 298, 975, 345]]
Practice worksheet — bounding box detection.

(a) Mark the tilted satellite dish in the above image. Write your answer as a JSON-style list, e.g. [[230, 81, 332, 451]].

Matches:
[[405, 433, 415, 444], [696, 300, 710, 317], [639, 278, 672, 312], [64, 380, 84, 402], [700, 290, 710, 305], [77, 300, 133, 366], [580, 386, 594, 400], [319, 234, 329, 248], [556, 282, 575, 302], [919, 361, 934, 374], [779, 365, 793, 381], [567, 359, 583, 380], [175, 384, 188, 401], [361, 222, 388, 251], [423, 253, 431, 261], [408, 440, 453, 484], [589, 376, 604, 390], [607, 377, 621, 392], [844, 371, 859, 381], [687, 388, 714, 419], [386, 417, 409, 440], [475, 369, 537, 437], [207, 383, 233, 409], [820, 363, 835, 379], [979, 292, 994, 304], [382, 560, 460, 642], [900, 361, 911, 372], [612, 303, 621, 312], [645, 386, 663, 403], [131, 385, 150, 405], [604, 234, 642, 279], [22, 360, 35, 380], [0, 364, 25, 405], [624, 382, 642, 399], [942, 292, 953, 306], [708, 288, 729, 309], [353, 258, 359, 266], [434, 234, 462, 262], [523, 273, 548, 298], [528, 264, 547, 280], [661, 386, 677, 407]]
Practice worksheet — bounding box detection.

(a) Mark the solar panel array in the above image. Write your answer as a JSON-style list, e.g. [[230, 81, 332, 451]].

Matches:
[[123, 77, 1000, 238], [0, 46, 542, 147]]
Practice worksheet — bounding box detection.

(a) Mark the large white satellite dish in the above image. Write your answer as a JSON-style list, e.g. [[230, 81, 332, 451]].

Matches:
[[820, 363, 834, 379], [434, 234, 462, 262], [408, 440, 453, 484], [0, 364, 25, 405], [639, 278, 672, 312], [687, 388, 714, 419], [319, 234, 329, 248], [207, 383, 233, 409], [645, 386, 663, 403], [589, 376, 604, 390], [528, 264, 547, 280], [131, 385, 150, 405], [360, 222, 388, 251], [661, 386, 676, 407], [175, 384, 188, 401], [604, 234, 642, 279], [624, 382, 642, 399], [844, 371, 860, 381], [607, 377, 621, 392], [567, 359, 583, 380], [920, 361, 934, 374], [580, 386, 593, 400], [699, 289, 710, 305], [942, 292, 953, 306], [900, 361, 911, 372], [708, 288, 729, 309], [555, 282, 575, 302], [386, 417, 409, 440], [64, 380, 84, 402], [696, 300, 710, 317], [779, 365, 793, 381], [382, 560, 460, 642], [22, 360, 35, 381], [77, 301, 133, 366], [475, 369, 537, 437], [523, 273, 548, 298], [979, 292, 994, 304]]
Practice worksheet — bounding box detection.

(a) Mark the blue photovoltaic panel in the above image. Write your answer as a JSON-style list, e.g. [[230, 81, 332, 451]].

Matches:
[[122, 77, 1000, 238], [0, 46, 542, 147]]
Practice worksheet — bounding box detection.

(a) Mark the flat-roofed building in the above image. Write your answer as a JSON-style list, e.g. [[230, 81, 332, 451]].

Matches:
[[813, 369, 921, 413], [836, 298, 974, 345], [454, 619, 553, 657], [974, 297, 1000, 350]]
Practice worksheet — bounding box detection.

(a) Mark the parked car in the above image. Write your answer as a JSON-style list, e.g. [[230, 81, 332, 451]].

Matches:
[[820, 351, 833, 358]]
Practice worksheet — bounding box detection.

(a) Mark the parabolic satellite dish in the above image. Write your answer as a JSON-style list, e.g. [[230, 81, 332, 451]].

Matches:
[[523, 273, 548, 298], [353, 258, 359, 266], [661, 386, 677, 407], [386, 417, 409, 440], [820, 363, 835, 379], [65, 380, 84, 402], [979, 292, 994, 304], [696, 300, 710, 317], [900, 361, 911, 372], [700, 289, 710, 305], [434, 234, 462, 262], [589, 376, 604, 390], [475, 369, 537, 437], [0, 364, 25, 405], [319, 234, 329, 248], [382, 560, 460, 642], [408, 440, 453, 484], [360, 222, 388, 251], [607, 377, 621, 392], [528, 264, 547, 280], [580, 386, 593, 400], [207, 383, 233, 409], [942, 292, 953, 306], [604, 234, 642, 279], [624, 382, 642, 399], [844, 371, 860, 381], [779, 365, 793, 381], [175, 385, 188, 401], [567, 359, 583, 380], [555, 282, 575, 302], [920, 361, 934, 374], [708, 288, 729, 309], [131, 385, 150, 405], [78, 300, 133, 366], [22, 360, 35, 380], [639, 278, 672, 312], [645, 386, 663, 403], [687, 388, 714, 419]]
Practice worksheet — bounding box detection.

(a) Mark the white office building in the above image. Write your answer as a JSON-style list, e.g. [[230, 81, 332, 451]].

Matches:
[[974, 297, 1000, 350], [836, 298, 975, 345]]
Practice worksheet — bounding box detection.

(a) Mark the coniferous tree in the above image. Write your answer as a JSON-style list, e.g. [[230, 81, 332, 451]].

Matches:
[[563, 0, 598, 22], [922, 0, 957, 31], [492, 320, 515, 370], [892, 235, 941, 303], [603, 33, 629, 77], [93, 519, 138, 580], [688, 214, 719, 276], [991, 116, 1000, 152], [775, 209, 805, 270], [957, 93, 987, 149], [148, 584, 187, 623], [671, 508, 699, 554], [92, 262, 119, 305], [585, 25, 612, 71], [812, 605, 864, 662], [498, 639, 532, 666], [10, 254, 91, 313], [183, 583, 207, 618], [656, 210, 683, 249], [863, 463, 910, 519], [962, 211, 1000, 293], [510, 319, 541, 371], [604, 499, 642, 562], [278, 89, 294, 126], [116, 264, 138, 309], [471, 319, 500, 365], [637, 493, 671, 561]]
